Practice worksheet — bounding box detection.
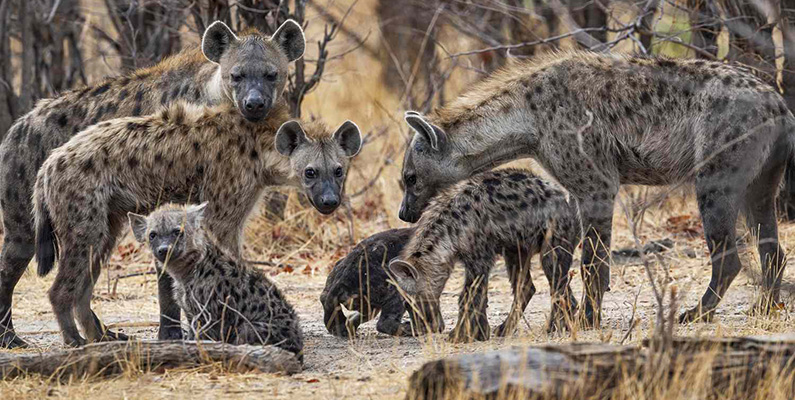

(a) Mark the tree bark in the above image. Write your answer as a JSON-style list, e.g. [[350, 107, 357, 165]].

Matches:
[[0, 341, 301, 381], [407, 335, 795, 399]]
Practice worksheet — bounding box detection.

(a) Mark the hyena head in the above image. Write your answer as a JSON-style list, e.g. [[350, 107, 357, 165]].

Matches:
[[399, 112, 467, 223], [202, 20, 305, 122], [128, 203, 208, 272], [275, 119, 362, 215], [388, 258, 445, 333]]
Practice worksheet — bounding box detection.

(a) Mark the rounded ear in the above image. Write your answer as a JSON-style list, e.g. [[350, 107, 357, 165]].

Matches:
[[188, 202, 209, 225], [127, 212, 148, 243], [405, 114, 445, 151], [271, 19, 305, 62], [275, 120, 308, 156], [333, 120, 362, 157], [404, 110, 421, 117], [389, 259, 418, 293], [202, 21, 239, 64]]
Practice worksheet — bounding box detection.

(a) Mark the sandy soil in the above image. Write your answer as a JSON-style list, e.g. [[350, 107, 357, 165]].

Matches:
[[2, 198, 795, 399]]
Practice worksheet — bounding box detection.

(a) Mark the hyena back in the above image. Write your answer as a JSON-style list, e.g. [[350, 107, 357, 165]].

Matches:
[[33, 101, 361, 346], [0, 20, 305, 348], [400, 51, 795, 327], [128, 203, 303, 361], [390, 168, 581, 342]]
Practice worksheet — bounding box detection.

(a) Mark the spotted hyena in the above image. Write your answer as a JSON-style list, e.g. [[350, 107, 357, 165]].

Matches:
[[129, 203, 303, 362], [33, 102, 361, 346], [399, 51, 795, 327], [389, 169, 580, 342], [0, 20, 305, 348]]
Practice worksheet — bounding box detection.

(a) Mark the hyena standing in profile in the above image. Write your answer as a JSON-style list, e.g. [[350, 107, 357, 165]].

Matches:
[[399, 51, 795, 327], [129, 204, 304, 362], [0, 20, 305, 348], [390, 169, 580, 342], [33, 101, 361, 347]]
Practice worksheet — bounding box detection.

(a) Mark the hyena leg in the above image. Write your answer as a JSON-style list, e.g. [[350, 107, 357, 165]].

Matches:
[[0, 153, 36, 349], [450, 258, 492, 343], [156, 265, 183, 340], [680, 181, 743, 323], [577, 190, 616, 329], [0, 227, 35, 349], [73, 215, 129, 343], [495, 248, 535, 337], [745, 162, 787, 313], [541, 236, 577, 333], [50, 248, 87, 347], [376, 296, 413, 337]]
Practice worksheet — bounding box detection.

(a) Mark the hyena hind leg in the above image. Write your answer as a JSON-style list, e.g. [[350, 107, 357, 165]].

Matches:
[[450, 257, 493, 343], [495, 248, 535, 337]]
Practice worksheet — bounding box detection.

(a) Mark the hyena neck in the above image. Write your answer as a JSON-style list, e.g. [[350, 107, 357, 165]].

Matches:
[[203, 66, 232, 106], [444, 112, 538, 175], [166, 250, 204, 283]]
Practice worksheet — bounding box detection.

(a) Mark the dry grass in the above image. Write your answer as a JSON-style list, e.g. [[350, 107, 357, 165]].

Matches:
[[2, 0, 795, 398]]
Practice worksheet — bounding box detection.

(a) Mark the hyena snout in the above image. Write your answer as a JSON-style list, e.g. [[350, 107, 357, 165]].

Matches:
[[312, 181, 341, 215], [398, 195, 420, 223], [243, 89, 268, 116], [155, 244, 172, 263]]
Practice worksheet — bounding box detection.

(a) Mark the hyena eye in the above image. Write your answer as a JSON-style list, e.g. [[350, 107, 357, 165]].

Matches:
[[171, 228, 182, 236], [264, 72, 278, 81], [305, 168, 317, 179], [230, 73, 243, 83], [334, 167, 343, 178], [149, 231, 157, 240], [405, 175, 417, 186]]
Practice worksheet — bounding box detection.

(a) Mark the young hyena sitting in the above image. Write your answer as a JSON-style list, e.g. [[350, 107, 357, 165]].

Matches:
[[389, 169, 580, 342], [129, 204, 303, 361], [399, 51, 795, 327], [33, 102, 361, 347], [0, 20, 305, 348]]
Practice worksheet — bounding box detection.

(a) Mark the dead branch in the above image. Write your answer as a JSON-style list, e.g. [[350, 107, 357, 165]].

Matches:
[[0, 340, 301, 381]]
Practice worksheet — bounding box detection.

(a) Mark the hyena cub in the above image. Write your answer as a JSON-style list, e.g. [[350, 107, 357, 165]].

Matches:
[[321, 228, 416, 337], [34, 101, 361, 347], [390, 169, 580, 342], [129, 203, 303, 361]]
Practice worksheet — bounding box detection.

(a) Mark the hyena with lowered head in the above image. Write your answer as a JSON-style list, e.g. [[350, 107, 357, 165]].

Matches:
[[33, 101, 361, 347], [129, 203, 303, 362], [0, 20, 305, 348], [399, 51, 795, 327], [390, 168, 580, 342]]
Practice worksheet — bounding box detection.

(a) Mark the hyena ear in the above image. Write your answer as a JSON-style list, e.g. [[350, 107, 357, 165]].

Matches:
[[202, 21, 239, 64], [389, 259, 418, 294], [405, 114, 445, 151], [333, 120, 362, 158], [187, 202, 209, 226], [271, 19, 305, 62], [275, 120, 308, 156], [127, 212, 148, 243]]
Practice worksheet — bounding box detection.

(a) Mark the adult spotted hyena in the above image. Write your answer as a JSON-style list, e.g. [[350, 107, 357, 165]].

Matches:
[[33, 101, 361, 346], [129, 203, 303, 362], [390, 168, 580, 342], [399, 51, 795, 327], [0, 20, 305, 348]]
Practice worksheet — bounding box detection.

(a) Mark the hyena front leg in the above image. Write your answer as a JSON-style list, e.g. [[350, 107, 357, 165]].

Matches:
[[450, 256, 493, 343], [577, 188, 617, 329], [156, 266, 183, 340], [376, 296, 413, 337], [680, 178, 743, 323], [745, 157, 787, 314], [541, 235, 577, 333], [495, 248, 535, 337]]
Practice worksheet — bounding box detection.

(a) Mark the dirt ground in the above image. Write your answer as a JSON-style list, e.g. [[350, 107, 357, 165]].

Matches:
[[2, 193, 795, 399]]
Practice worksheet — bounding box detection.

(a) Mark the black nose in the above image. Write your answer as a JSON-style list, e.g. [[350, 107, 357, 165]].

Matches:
[[321, 196, 339, 208], [244, 95, 265, 111], [156, 246, 169, 261]]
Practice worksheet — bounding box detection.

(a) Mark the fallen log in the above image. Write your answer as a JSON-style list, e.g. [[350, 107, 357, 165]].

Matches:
[[0, 340, 301, 380], [406, 335, 795, 399]]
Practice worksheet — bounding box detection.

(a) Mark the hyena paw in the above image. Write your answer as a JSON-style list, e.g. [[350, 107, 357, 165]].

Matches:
[[158, 326, 184, 340], [678, 307, 714, 324], [0, 330, 30, 349]]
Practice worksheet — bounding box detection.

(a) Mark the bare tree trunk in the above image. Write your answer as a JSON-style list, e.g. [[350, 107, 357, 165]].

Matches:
[[18, 0, 34, 113], [0, 0, 15, 138]]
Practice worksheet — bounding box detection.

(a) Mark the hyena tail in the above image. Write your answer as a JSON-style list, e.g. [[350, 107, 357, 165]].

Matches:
[[35, 196, 58, 277]]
